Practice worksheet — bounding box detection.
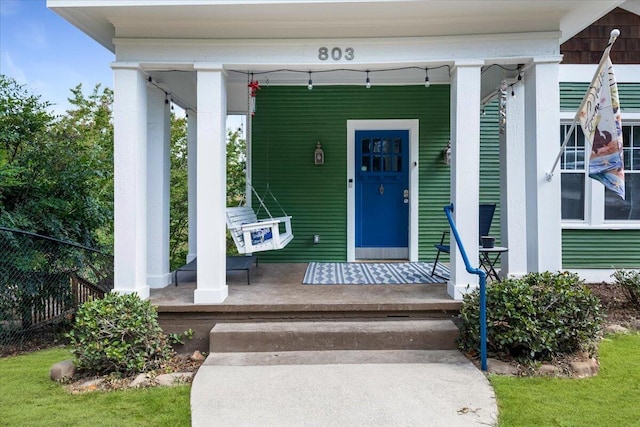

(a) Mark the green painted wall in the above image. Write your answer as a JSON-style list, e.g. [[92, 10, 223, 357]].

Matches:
[[560, 82, 640, 111], [250, 85, 502, 263], [251, 85, 450, 262], [559, 83, 640, 268], [563, 229, 640, 268]]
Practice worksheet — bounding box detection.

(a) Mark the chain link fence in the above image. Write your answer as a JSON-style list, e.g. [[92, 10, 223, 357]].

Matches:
[[0, 227, 113, 355]]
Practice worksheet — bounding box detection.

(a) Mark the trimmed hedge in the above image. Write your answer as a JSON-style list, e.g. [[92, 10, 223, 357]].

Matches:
[[458, 272, 603, 361], [67, 293, 173, 375]]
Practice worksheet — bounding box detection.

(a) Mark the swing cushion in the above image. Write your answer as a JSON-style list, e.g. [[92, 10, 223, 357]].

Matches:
[[249, 227, 273, 245], [227, 206, 293, 254]]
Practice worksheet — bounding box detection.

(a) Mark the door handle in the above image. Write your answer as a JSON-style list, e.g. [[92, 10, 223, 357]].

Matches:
[[379, 184, 384, 195]]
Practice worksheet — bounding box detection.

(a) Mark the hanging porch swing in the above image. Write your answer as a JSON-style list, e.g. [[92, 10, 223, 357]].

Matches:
[[226, 76, 293, 254], [226, 185, 293, 254]]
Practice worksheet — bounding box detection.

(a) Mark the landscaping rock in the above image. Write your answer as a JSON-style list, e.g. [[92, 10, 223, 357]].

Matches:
[[487, 359, 519, 376], [130, 373, 151, 388], [156, 372, 193, 386], [538, 364, 561, 376], [50, 359, 76, 381], [190, 350, 205, 362], [604, 324, 629, 335], [569, 359, 599, 378]]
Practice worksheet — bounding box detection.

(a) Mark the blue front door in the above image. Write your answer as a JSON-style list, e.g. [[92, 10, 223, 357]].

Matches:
[[355, 130, 409, 259]]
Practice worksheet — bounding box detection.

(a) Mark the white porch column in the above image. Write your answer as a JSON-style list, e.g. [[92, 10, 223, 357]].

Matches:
[[193, 64, 228, 304], [499, 82, 528, 277], [524, 58, 563, 272], [448, 61, 483, 300], [112, 64, 149, 299], [146, 86, 171, 288], [187, 111, 198, 263]]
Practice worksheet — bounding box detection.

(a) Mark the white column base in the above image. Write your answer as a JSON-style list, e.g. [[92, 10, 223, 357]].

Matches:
[[147, 273, 173, 289], [194, 287, 229, 304], [448, 282, 477, 301], [113, 286, 150, 300], [186, 253, 197, 263]]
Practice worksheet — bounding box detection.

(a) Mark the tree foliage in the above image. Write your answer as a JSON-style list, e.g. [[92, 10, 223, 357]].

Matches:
[[0, 75, 112, 248], [169, 115, 189, 269], [2, 73, 248, 269]]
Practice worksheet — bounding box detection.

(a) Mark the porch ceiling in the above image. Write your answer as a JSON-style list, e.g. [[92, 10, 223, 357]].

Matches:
[[49, 0, 625, 52]]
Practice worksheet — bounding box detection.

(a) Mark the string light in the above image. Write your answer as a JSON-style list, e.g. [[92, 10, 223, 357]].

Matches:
[[365, 71, 371, 89], [424, 68, 430, 88], [307, 72, 313, 90]]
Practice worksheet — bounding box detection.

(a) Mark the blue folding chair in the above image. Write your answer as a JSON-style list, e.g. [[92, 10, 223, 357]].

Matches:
[[431, 203, 497, 278]]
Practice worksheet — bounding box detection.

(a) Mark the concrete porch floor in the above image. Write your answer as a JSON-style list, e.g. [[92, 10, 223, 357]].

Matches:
[[149, 262, 458, 309]]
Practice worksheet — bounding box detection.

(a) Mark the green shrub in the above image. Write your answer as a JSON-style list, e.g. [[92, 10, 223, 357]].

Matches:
[[458, 271, 602, 362], [67, 293, 173, 375], [612, 269, 640, 310]]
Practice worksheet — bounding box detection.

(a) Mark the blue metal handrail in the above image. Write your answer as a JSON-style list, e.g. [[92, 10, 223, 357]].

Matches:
[[443, 204, 487, 371]]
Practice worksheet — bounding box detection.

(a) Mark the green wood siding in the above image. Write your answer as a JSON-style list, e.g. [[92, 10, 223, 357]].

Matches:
[[563, 229, 640, 268], [251, 85, 450, 262], [250, 85, 502, 263], [560, 83, 640, 112]]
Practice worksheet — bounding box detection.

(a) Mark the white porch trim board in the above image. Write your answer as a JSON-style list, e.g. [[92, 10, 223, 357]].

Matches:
[[448, 61, 482, 300], [500, 82, 528, 277], [187, 112, 198, 264], [346, 119, 419, 263], [146, 85, 172, 288], [524, 59, 562, 272], [194, 65, 229, 304], [112, 65, 150, 299]]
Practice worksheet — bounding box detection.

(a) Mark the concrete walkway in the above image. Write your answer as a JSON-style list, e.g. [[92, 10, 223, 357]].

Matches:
[[191, 350, 497, 426]]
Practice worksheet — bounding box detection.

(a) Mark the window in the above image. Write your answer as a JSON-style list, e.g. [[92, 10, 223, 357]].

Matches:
[[561, 123, 640, 224], [604, 125, 640, 220], [560, 124, 586, 220]]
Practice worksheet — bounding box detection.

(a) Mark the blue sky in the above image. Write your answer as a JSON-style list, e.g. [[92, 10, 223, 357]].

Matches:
[[0, 0, 114, 115]]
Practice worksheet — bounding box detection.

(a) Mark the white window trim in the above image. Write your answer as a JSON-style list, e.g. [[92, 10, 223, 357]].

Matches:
[[559, 112, 640, 229]]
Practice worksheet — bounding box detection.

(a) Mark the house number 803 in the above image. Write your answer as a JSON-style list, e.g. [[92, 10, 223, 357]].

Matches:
[[318, 47, 354, 61]]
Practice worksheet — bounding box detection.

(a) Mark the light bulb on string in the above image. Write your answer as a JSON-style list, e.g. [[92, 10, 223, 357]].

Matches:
[[424, 68, 430, 88], [365, 71, 371, 89], [307, 72, 313, 90]]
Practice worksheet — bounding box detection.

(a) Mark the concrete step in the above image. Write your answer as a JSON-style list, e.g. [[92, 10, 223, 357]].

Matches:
[[209, 319, 459, 353], [203, 349, 469, 366]]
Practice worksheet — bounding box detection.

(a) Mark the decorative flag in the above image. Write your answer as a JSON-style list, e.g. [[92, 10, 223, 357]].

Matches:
[[578, 55, 625, 199]]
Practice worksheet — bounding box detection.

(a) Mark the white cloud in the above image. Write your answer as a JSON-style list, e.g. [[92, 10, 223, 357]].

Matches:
[[1, 51, 27, 84]]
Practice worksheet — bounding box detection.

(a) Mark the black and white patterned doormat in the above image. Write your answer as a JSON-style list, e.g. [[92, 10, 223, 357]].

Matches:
[[303, 262, 449, 285]]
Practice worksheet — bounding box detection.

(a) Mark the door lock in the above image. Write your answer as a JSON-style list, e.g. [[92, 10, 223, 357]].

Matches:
[[379, 184, 384, 195]]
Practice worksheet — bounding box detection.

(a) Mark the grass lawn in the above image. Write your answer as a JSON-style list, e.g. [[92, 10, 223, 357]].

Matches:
[[491, 332, 640, 427], [0, 347, 191, 427]]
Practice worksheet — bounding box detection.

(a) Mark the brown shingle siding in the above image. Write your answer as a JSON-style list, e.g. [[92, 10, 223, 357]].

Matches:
[[561, 8, 640, 64]]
